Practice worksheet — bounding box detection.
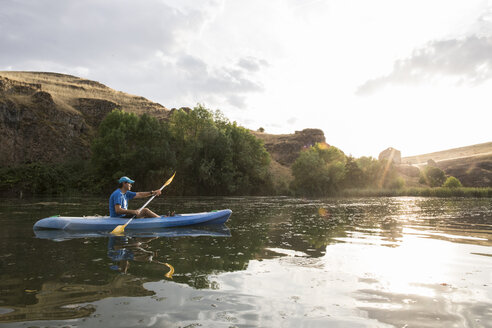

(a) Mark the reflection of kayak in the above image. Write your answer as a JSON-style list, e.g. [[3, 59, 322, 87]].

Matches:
[[34, 225, 231, 241], [33, 209, 232, 231]]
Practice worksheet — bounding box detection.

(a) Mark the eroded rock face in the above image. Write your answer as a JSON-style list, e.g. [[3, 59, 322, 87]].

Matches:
[[0, 72, 171, 167], [73, 98, 120, 127], [378, 147, 401, 164], [0, 86, 91, 166], [253, 129, 326, 166], [0, 76, 40, 95]]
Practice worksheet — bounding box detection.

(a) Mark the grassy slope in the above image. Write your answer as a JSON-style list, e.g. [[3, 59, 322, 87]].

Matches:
[[0, 71, 169, 118], [402, 142, 492, 165]]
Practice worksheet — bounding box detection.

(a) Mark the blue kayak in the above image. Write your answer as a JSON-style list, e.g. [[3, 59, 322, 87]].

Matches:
[[33, 209, 232, 231]]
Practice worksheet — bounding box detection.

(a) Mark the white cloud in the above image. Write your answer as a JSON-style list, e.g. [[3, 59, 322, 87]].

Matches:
[[357, 35, 492, 95], [357, 5, 492, 96], [237, 57, 269, 72], [0, 0, 267, 109]]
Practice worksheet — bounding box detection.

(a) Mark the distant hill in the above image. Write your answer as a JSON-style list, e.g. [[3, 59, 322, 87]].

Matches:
[[0, 71, 170, 166], [402, 142, 492, 187], [0, 71, 169, 118], [402, 142, 492, 165]]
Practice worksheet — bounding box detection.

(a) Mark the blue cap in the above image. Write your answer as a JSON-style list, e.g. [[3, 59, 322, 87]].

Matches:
[[119, 176, 135, 184]]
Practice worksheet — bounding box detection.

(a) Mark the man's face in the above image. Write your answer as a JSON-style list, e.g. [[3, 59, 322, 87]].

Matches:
[[125, 182, 133, 190]]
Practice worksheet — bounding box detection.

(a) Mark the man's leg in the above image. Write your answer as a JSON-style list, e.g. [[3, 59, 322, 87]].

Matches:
[[136, 208, 160, 218]]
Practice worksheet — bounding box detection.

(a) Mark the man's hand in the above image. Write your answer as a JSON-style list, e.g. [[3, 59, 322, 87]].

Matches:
[[153, 189, 162, 197]]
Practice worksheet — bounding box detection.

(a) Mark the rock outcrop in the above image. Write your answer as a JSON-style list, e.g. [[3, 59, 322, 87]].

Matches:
[[378, 147, 401, 164], [251, 128, 326, 166], [0, 79, 90, 165], [0, 72, 170, 166]]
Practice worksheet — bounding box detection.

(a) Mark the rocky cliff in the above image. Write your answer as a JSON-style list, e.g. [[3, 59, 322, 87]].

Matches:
[[0, 71, 170, 166], [251, 129, 326, 166]]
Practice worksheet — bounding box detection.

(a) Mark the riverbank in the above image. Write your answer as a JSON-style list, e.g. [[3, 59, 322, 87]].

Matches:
[[2, 186, 492, 199]]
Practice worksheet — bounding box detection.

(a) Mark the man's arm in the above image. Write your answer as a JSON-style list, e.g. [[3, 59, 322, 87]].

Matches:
[[134, 189, 162, 199], [114, 204, 140, 216]]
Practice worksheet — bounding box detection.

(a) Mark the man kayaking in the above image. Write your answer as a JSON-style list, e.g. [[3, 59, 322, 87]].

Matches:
[[109, 176, 162, 218]]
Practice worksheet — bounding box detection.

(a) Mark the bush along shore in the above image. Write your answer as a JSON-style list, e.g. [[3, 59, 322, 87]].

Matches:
[[0, 105, 491, 197]]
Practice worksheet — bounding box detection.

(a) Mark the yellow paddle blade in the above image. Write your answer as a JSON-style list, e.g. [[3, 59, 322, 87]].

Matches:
[[111, 223, 127, 235], [164, 172, 176, 188], [164, 262, 175, 279]]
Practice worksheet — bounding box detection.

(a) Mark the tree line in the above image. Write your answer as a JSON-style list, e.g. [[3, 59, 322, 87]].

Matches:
[[0, 105, 477, 197], [91, 105, 272, 195], [0, 105, 272, 195]]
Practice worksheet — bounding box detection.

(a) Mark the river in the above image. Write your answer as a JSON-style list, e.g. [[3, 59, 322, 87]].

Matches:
[[0, 196, 491, 327]]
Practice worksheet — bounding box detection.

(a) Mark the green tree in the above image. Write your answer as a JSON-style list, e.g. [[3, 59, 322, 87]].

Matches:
[[443, 176, 462, 188], [420, 166, 446, 187], [168, 105, 272, 195], [342, 156, 364, 188], [91, 110, 175, 191], [291, 143, 346, 196]]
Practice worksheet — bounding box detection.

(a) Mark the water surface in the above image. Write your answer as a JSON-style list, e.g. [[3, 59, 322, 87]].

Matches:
[[0, 196, 491, 327]]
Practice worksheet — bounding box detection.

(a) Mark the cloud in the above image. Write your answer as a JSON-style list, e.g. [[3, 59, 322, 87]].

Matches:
[[173, 53, 264, 105], [227, 94, 247, 108], [0, 0, 190, 65], [237, 57, 269, 72], [0, 0, 267, 109], [287, 117, 298, 125], [357, 35, 492, 95]]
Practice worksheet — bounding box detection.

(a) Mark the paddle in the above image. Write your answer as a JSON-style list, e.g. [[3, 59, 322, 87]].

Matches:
[[153, 260, 175, 279], [111, 172, 176, 235]]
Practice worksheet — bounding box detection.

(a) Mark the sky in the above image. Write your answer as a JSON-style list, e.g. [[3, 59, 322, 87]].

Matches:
[[1, 0, 491, 157]]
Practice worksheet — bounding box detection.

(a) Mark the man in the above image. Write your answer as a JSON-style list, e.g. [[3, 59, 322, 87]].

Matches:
[[109, 176, 162, 218]]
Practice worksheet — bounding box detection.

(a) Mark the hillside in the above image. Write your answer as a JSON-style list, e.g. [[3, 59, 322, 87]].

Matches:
[[435, 154, 492, 187], [402, 142, 492, 165], [0, 71, 170, 166], [0, 71, 169, 118], [401, 143, 492, 187]]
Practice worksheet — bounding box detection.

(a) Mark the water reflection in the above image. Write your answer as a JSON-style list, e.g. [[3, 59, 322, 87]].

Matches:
[[107, 236, 174, 278], [0, 273, 153, 322], [0, 196, 491, 327], [0, 223, 232, 323]]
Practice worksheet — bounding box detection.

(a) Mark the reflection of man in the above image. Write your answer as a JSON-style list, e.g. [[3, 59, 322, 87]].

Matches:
[[109, 176, 162, 218], [107, 236, 174, 278]]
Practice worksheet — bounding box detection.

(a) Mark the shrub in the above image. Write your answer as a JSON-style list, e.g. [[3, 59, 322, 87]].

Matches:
[[420, 166, 447, 187], [443, 176, 462, 188]]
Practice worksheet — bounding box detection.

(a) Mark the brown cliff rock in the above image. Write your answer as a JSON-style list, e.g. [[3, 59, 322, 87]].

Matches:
[[378, 147, 401, 164], [0, 72, 170, 166], [251, 128, 326, 166]]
